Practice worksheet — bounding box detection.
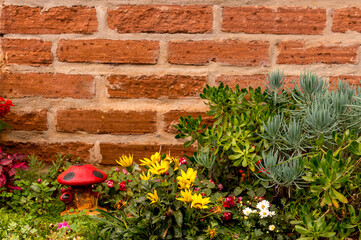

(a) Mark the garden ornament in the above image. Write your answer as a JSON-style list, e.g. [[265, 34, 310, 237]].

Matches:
[[57, 164, 107, 215]]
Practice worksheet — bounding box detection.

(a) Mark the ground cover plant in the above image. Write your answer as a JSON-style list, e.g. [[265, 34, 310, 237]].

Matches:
[[1, 71, 361, 239]]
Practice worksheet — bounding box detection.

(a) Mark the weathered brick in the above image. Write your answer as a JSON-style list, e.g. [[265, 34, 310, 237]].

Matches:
[[163, 110, 214, 134], [2, 110, 47, 131], [0, 72, 95, 99], [108, 5, 212, 33], [0, 141, 93, 162], [56, 109, 157, 134], [329, 76, 361, 87], [168, 40, 270, 66], [100, 143, 196, 165], [332, 7, 361, 33], [277, 41, 359, 65], [222, 7, 326, 34], [57, 39, 159, 64], [0, 5, 97, 34], [216, 74, 295, 90], [1, 38, 52, 66], [107, 75, 207, 99]]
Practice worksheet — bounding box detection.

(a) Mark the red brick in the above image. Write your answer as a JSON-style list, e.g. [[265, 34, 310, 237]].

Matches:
[[1, 38, 52, 66], [168, 40, 270, 66], [216, 74, 295, 91], [57, 39, 159, 64], [0, 141, 93, 162], [163, 110, 214, 134], [56, 109, 157, 134], [0, 72, 95, 99], [332, 7, 361, 33], [277, 41, 359, 65], [107, 75, 207, 99], [222, 7, 326, 34], [2, 110, 47, 131], [329, 76, 361, 88], [108, 5, 212, 33], [0, 5, 97, 34], [100, 143, 196, 165]]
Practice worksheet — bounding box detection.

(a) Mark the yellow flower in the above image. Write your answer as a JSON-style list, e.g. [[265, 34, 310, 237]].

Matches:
[[191, 193, 210, 209], [116, 154, 133, 167], [140, 152, 161, 166], [140, 171, 152, 181], [173, 157, 179, 171], [176, 189, 193, 203], [149, 160, 169, 175], [177, 168, 197, 189], [147, 189, 159, 204]]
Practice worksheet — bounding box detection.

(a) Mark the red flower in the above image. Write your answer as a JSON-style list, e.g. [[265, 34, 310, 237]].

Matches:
[[222, 212, 232, 221], [223, 196, 235, 208], [0, 99, 14, 118], [119, 181, 127, 191]]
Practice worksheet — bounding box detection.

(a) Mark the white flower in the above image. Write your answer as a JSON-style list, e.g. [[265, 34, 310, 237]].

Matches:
[[269, 211, 276, 216], [256, 200, 270, 211], [269, 225, 275, 231], [243, 207, 253, 216], [259, 209, 270, 218]]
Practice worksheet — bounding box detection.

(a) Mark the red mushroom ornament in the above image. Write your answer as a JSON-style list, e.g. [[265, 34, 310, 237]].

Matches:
[[57, 164, 107, 215]]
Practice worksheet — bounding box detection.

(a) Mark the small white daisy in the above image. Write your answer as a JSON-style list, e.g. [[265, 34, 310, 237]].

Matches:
[[269, 211, 276, 216], [259, 209, 270, 218], [269, 225, 275, 231], [243, 207, 253, 216], [256, 200, 270, 211]]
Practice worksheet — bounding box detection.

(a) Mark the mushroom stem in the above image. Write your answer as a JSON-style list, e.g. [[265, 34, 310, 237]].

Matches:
[[72, 185, 94, 210]]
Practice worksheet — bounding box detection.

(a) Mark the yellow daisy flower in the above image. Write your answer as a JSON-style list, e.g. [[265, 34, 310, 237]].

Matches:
[[148, 160, 169, 175], [177, 168, 197, 189], [147, 189, 159, 204], [140, 152, 161, 166], [191, 193, 210, 209], [176, 189, 193, 203], [140, 171, 152, 181], [115, 154, 133, 167]]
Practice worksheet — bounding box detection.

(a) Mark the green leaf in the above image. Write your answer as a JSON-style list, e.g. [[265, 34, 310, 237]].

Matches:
[[233, 187, 243, 196], [332, 188, 348, 203], [294, 225, 310, 234], [349, 141, 361, 156], [319, 232, 336, 238], [173, 210, 183, 227]]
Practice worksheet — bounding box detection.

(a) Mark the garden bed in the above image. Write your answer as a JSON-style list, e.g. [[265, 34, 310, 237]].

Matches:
[[1, 71, 361, 239]]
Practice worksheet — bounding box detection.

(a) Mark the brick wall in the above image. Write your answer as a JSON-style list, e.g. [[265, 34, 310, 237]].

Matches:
[[1, 0, 361, 167]]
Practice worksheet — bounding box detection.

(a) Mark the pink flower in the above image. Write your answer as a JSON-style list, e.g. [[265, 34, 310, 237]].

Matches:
[[222, 212, 232, 221], [238, 197, 243, 203], [37, 178, 42, 183], [201, 192, 206, 197], [217, 184, 224, 191], [194, 188, 200, 191], [114, 167, 120, 173], [179, 157, 187, 166], [209, 179, 215, 184], [58, 221, 71, 230], [223, 196, 235, 208], [128, 179, 132, 183], [106, 180, 114, 188], [165, 170, 169, 175], [122, 169, 128, 175]]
